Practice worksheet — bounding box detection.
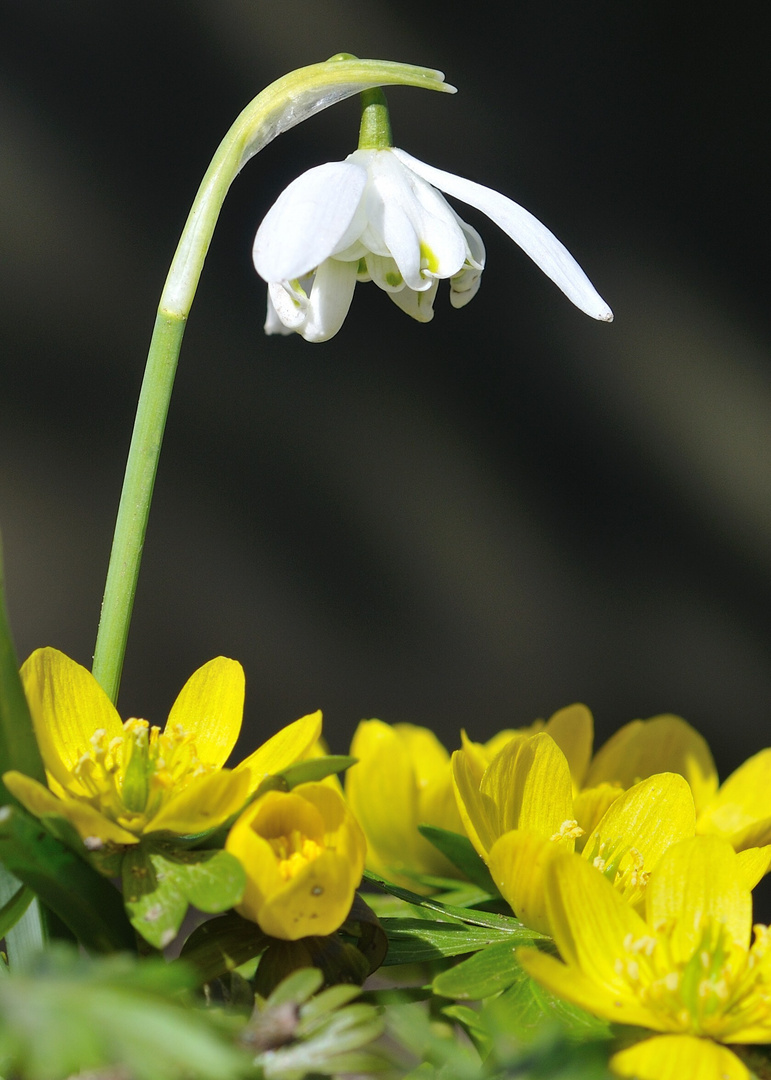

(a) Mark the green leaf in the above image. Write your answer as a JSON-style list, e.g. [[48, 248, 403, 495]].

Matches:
[[432, 938, 526, 998], [123, 842, 246, 949], [179, 910, 269, 984], [0, 538, 47, 802], [380, 915, 540, 966], [417, 826, 499, 895], [363, 870, 543, 935], [0, 879, 34, 938], [340, 891, 388, 974], [0, 804, 135, 952], [483, 949, 612, 1041], [0, 944, 247, 1080], [277, 755, 357, 788]]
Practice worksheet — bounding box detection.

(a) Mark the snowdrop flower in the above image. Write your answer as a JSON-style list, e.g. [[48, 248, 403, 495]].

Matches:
[[253, 89, 613, 342]]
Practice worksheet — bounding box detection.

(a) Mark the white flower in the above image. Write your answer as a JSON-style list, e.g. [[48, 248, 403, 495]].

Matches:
[[253, 147, 613, 343]]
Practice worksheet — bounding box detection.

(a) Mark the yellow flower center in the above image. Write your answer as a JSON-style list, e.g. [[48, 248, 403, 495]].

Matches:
[[69, 718, 215, 833], [583, 834, 651, 906], [269, 828, 323, 880], [613, 919, 771, 1038]]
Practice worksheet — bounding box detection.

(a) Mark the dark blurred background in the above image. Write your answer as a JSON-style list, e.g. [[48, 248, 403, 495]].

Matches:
[[1, 1, 769, 780]]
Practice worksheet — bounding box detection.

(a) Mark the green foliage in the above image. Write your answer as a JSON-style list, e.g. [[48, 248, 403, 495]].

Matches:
[[0, 945, 247, 1080], [417, 826, 498, 895], [0, 876, 33, 939], [245, 968, 387, 1079], [256, 756, 357, 795], [122, 841, 246, 948], [363, 872, 544, 968], [180, 910, 269, 984], [0, 805, 135, 952]]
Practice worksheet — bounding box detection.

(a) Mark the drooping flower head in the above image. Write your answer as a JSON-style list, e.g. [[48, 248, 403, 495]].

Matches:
[[519, 835, 771, 1080], [3, 647, 321, 847], [253, 87, 613, 341], [225, 781, 366, 940]]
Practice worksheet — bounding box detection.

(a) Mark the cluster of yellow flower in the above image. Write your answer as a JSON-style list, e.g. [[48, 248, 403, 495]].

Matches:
[[346, 708, 771, 1080], [7, 649, 771, 1079]]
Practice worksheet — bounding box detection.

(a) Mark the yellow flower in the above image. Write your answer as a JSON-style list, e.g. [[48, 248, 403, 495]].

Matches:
[[345, 719, 464, 889], [3, 647, 321, 846], [519, 835, 771, 1080], [695, 749, 771, 851], [461, 704, 717, 836], [225, 782, 366, 940], [456, 729, 697, 934]]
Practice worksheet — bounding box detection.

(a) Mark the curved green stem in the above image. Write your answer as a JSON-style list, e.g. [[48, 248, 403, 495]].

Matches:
[[91, 58, 454, 704]]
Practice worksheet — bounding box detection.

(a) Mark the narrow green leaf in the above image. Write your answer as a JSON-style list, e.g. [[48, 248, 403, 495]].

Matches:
[[363, 870, 543, 935], [0, 538, 46, 801], [379, 916, 539, 966], [179, 911, 269, 984], [0, 805, 135, 952], [432, 938, 525, 998], [418, 826, 498, 894], [123, 843, 246, 949], [275, 755, 357, 788]]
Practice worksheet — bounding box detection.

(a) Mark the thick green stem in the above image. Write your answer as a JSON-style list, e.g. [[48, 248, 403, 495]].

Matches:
[[91, 58, 454, 704]]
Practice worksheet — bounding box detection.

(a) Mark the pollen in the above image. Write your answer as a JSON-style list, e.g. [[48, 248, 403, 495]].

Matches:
[[550, 819, 584, 843], [67, 716, 217, 833], [270, 829, 324, 881]]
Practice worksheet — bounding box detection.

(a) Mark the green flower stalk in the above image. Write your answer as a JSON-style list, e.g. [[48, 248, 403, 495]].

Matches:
[[91, 57, 454, 704]]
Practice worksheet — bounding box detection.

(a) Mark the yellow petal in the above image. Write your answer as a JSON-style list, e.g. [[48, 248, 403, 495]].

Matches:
[[481, 729, 520, 761], [393, 723, 451, 787], [545, 850, 651, 991], [585, 773, 695, 899], [645, 835, 752, 956], [165, 657, 244, 769], [20, 648, 122, 791], [573, 781, 623, 840], [144, 768, 251, 835], [481, 732, 574, 838], [544, 703, 594, 790], [226, 801, 286, 921], [488, 830, 566, 935], [697, 749, 771, 848], [3, 769, 137, 845], [735, 844, 771, 890], [235, 710, 322, 789], [257, 849, 359, 939], [517, 947, 657, 1029], [451, 746, 499, 859], [585, 715, 718, 812], [346, 721, 461, 883], [611, 1035, 749, 1080]]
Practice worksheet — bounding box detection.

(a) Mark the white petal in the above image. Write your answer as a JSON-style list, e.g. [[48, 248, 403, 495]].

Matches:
[[268, 278, 309, 330], [354, 150, 466, 290], [393, 148, 614, 322], [264, 291, 296, 336], [253, 161, 367, 283], [300, 258, 359, 343], [365, 253, 406, 293], [387, 280, 438, 323]]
